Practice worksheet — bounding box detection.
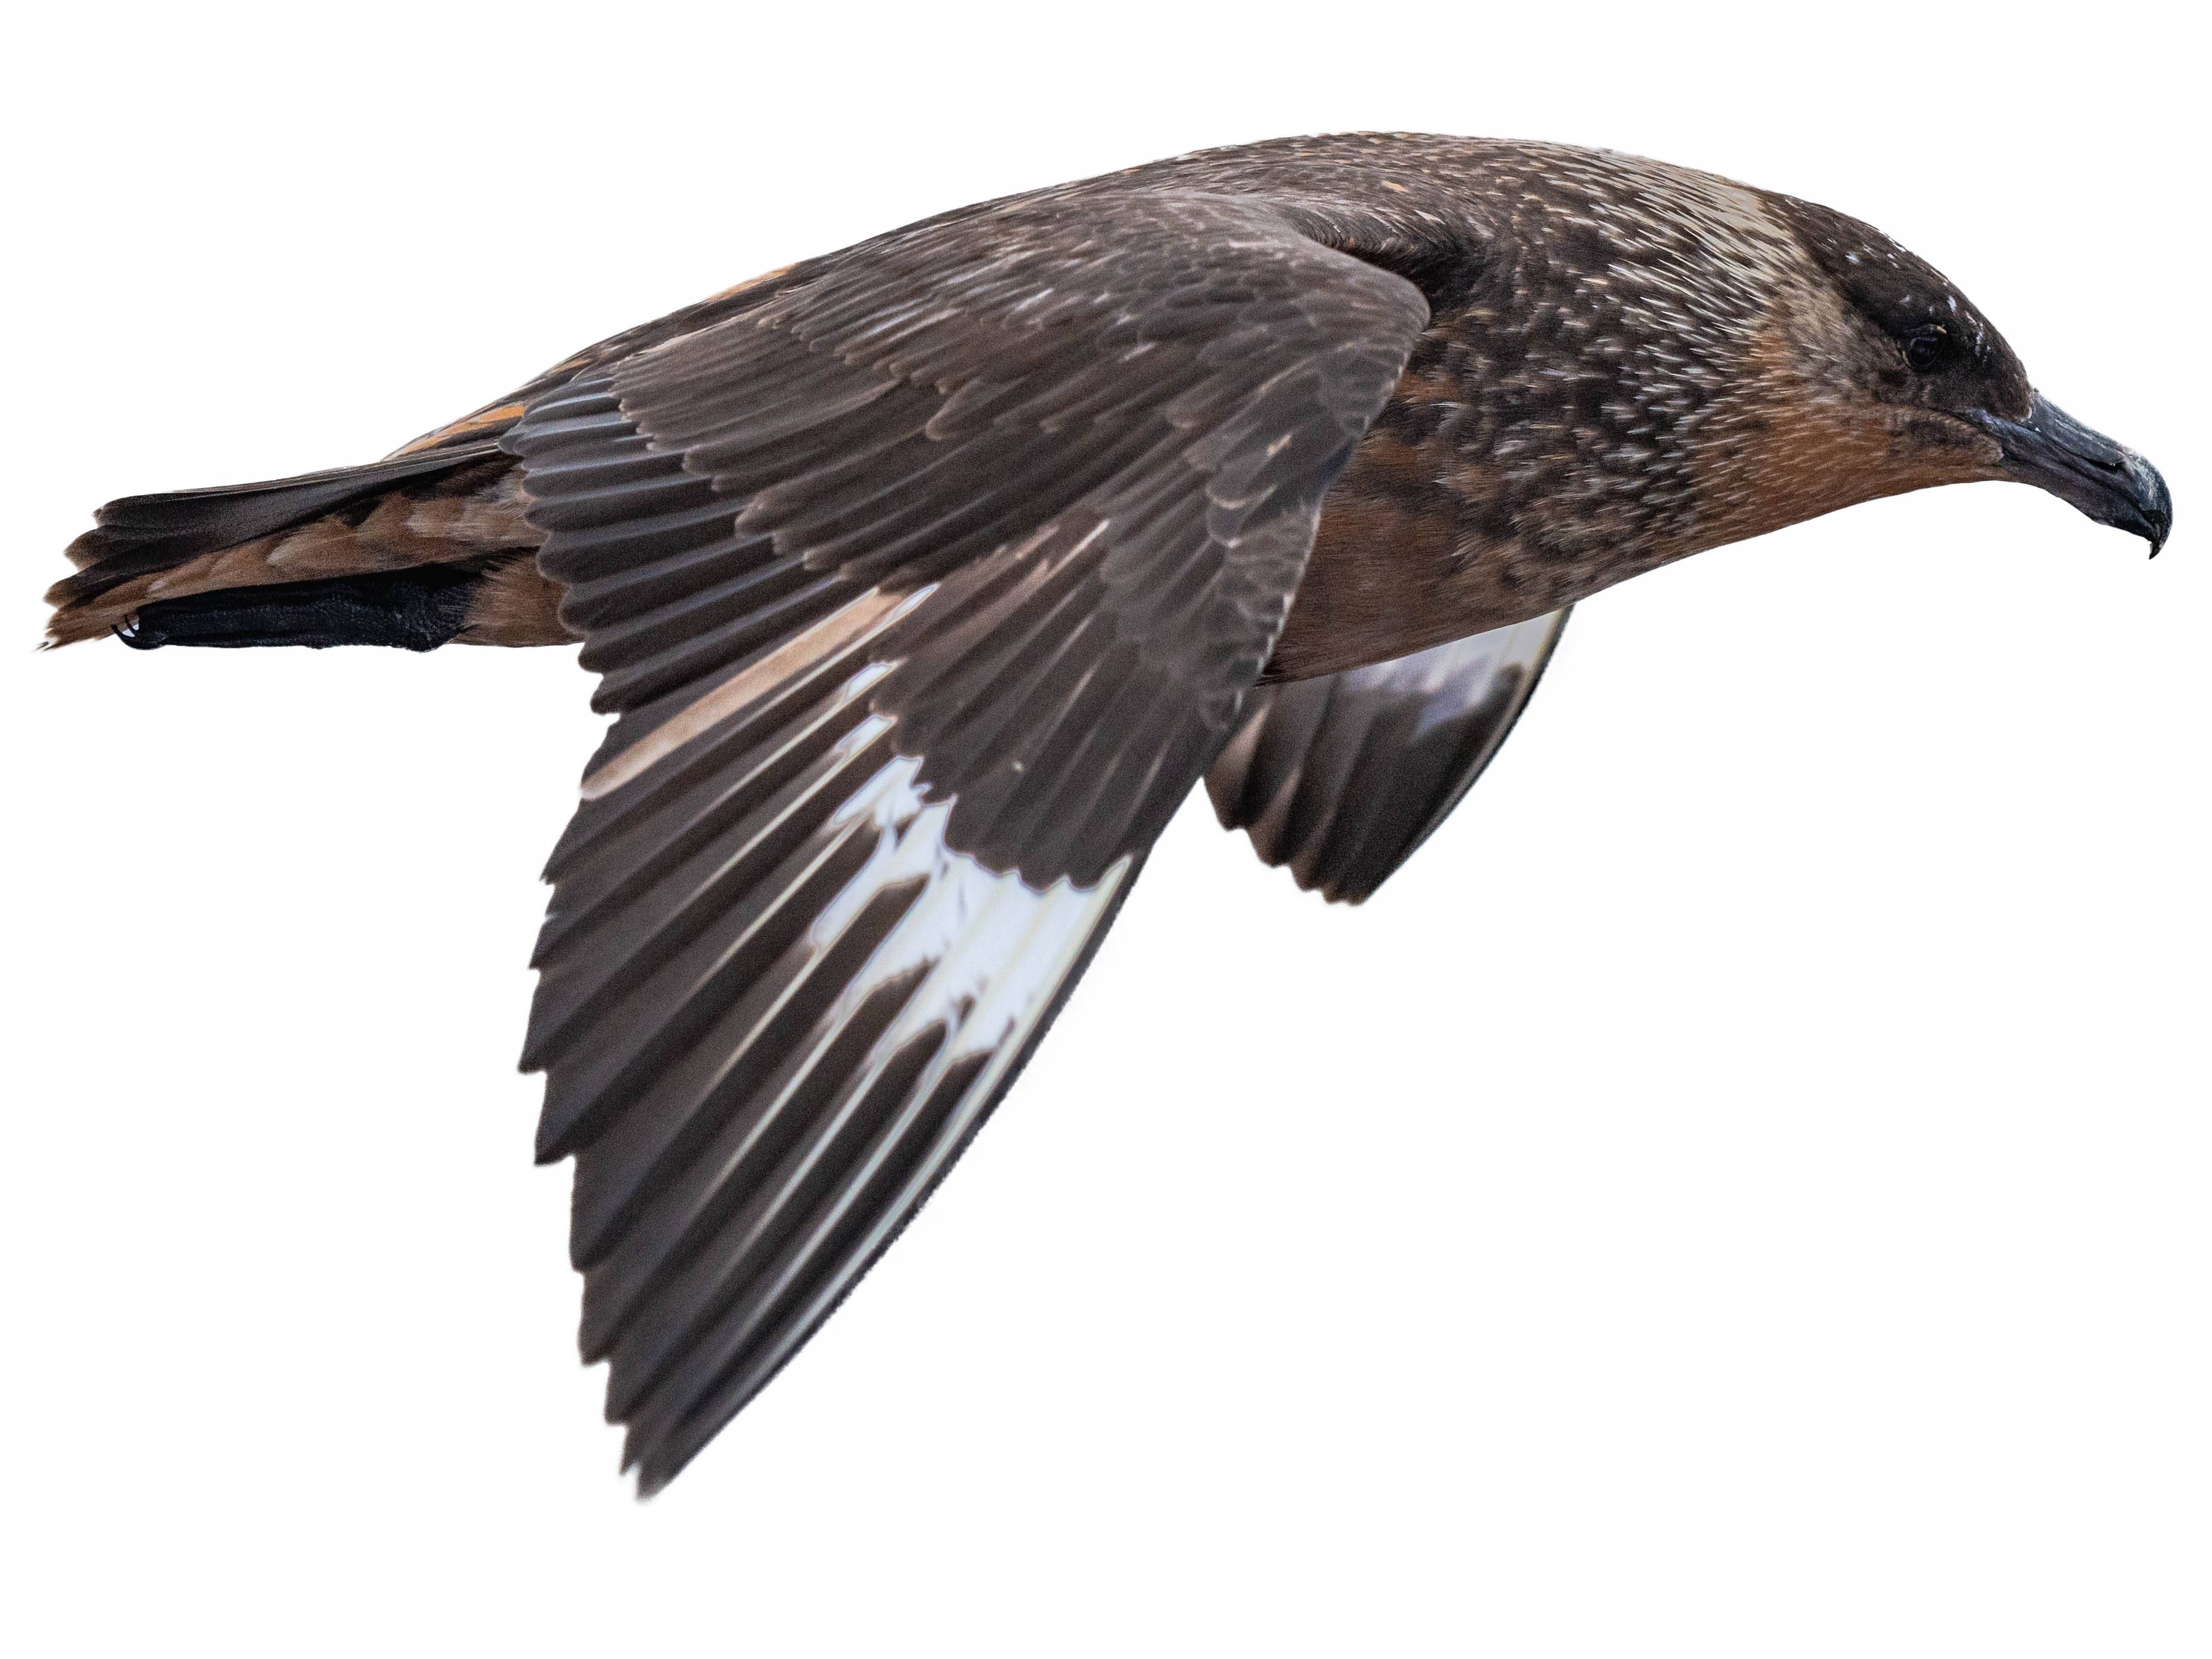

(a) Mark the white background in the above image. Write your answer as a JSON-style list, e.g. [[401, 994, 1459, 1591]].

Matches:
[[5, 3, 2205, 1654]]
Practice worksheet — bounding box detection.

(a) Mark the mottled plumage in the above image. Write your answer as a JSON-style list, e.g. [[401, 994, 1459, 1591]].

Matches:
[[45, 134, 2171, 1492]]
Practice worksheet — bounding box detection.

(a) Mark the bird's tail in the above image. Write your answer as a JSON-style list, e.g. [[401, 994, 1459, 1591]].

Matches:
[[44, 440, 568, 651]]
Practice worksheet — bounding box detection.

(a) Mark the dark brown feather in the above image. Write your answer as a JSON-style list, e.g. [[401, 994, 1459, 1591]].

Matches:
[[1210, 610, 1569, 902]]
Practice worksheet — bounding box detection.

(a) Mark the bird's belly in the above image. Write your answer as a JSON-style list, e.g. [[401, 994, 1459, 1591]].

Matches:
[[1267, 463, 1579, 684]]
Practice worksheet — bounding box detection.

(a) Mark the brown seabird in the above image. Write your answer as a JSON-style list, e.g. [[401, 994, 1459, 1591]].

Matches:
[[44, 134, 2173, 1492]]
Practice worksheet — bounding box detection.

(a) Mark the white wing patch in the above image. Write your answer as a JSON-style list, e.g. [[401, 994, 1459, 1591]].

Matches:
[[820, 731, 1133, 1066], [1357, 614, 1565, 740]]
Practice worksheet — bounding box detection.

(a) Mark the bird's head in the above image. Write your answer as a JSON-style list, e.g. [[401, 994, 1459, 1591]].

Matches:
[[1351, 144, 2177, 642], [1726, 191, 2173, 558]]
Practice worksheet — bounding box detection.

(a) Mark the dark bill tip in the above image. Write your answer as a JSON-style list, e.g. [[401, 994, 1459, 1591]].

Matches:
[[1964, 396, 2172, 556]]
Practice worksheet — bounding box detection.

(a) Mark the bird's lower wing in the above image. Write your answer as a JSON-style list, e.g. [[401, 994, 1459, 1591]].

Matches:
[[506, 191, 1432, 1490], [1207, 609, 1569, 903], [522, 612, 1148, 1490]]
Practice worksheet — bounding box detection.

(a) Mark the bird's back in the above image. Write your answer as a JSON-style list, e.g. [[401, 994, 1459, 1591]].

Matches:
[[48, 133, 1704, 669]]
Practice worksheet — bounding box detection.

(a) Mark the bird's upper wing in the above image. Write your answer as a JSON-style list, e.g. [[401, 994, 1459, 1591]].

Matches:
[[503, 191, 1431, 1490], [1207, 609, 1569, 903]]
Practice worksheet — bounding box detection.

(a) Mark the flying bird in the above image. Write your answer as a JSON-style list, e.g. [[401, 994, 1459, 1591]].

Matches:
[[45, 134, 2173, 1493]]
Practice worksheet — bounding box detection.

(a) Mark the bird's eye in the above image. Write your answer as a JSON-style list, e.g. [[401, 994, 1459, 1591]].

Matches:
[[1904, 327, 1948, 371]]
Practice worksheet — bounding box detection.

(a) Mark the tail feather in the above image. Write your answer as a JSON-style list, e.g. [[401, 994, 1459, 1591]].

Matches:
[[56, 440, 510, 590], [118, 567, 484, 652], [44, 439, 557, 649]]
